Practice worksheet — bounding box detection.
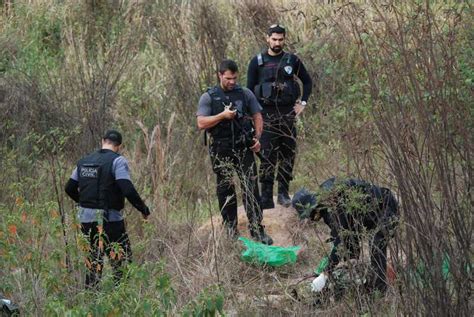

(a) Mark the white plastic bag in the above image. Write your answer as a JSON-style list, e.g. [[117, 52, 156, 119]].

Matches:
[[311, 273, 328, 292]]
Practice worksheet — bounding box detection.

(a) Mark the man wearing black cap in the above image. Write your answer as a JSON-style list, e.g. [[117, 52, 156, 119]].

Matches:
[[247, 24, 313, 209], [292, 177, 399, 295], [65, 130, 150, 288]]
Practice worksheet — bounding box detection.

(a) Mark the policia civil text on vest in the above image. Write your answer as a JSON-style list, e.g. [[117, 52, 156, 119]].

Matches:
[[65, 130, 150, 288], [77, 149, 124, 217]]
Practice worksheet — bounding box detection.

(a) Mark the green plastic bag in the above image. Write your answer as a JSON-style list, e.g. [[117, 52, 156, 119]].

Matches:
[[314, 256, 329, 275], [313, 245, 336, 275], [416, 253, 455, 282], [239, 237, 302, 267]]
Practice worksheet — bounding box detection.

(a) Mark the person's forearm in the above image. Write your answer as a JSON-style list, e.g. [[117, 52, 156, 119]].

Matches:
[[197, 113, 224, 130], [252, 113, 263, 139], [298, 63, 313, 102], [301, 80, 313, 102], [65, 179, 79, 203], [327, 236, 341, 273], [246, 60, 258, 90], [116, 179, 148, 214]]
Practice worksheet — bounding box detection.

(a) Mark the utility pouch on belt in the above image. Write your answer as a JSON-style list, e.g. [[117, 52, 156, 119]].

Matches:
[[254, 82, 273, 101], [262, 82, 273, 99]]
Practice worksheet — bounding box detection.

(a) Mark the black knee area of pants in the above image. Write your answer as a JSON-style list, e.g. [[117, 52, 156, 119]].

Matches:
[[260, 117, 297, 185], [216, 184, 237, 222], [369, 231, 389, 293], [81, 220, 132, 287]]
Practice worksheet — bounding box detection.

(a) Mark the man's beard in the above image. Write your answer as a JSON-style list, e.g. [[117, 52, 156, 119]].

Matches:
[[223, 83, 235, 91], [270, 46, 283, 53]]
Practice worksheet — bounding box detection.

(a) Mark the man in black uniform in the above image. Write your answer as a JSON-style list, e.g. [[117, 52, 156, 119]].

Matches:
[[65, 130, 150, 288], [292, 177, 399, 294], [247, 24, 313, 209], [197, 59, 273, 245]]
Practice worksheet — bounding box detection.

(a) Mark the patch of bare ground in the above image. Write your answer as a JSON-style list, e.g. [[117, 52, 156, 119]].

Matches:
[[159, 197, 399, 314], [161, 198, 348, 314]]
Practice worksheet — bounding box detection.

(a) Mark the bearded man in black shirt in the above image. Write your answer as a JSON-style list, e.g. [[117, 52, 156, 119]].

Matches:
[[247, 24, 313, 209]]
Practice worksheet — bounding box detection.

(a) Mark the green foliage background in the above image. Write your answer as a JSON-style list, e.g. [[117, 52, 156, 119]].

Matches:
[[0, 0, 472, 315]]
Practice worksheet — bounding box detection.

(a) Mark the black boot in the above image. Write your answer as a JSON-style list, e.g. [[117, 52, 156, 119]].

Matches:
[[277, 182, 291, 207], [249, 224, 273, 245], [260, 182, 275, 210]]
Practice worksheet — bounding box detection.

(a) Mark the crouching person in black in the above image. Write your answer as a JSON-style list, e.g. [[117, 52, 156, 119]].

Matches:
[[292, 177, 399, 294], [65, 130, 150, 288], [197, 59, 273, 245]]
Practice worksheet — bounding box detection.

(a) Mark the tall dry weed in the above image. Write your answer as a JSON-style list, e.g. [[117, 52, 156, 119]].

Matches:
[[336, 1, 472, 315]]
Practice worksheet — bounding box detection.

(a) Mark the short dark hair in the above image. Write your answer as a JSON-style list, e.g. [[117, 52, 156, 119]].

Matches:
[[218, 59, 238, 74], [103, 129, 122, 146], [267, 24, 286, 36]]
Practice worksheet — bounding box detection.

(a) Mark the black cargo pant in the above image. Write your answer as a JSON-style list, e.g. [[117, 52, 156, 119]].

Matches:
[[367, 189, 400, 293], [259, 114, 297, 188], [328, 206, 399, 294], [80, 220, 132, 288], [210, 140, 263, 230]]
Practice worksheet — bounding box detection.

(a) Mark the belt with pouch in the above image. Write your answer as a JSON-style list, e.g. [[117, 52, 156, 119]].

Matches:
[[209, 136, 246, 149]]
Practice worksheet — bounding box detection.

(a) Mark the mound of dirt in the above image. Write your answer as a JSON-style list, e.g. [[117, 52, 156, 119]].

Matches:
[[197, 198, 309, 247], [193, 200, 343, 311]]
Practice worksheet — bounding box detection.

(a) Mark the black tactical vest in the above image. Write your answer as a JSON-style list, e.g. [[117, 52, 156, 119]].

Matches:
[[321, 177, 393, 229], [77, 149, 125, 211], [254, 52, 301, 110], [207, 85, 249, 140]]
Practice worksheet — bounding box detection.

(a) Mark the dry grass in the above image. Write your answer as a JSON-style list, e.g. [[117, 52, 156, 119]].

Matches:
[[0, 0, 471, 315]]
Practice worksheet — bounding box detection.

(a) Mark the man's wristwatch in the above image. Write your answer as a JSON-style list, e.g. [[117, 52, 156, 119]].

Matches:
[[300, 101, 307, 107]]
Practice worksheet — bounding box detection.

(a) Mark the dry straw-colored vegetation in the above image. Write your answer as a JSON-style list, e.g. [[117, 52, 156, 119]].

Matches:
[[0, 0, 472, 315]]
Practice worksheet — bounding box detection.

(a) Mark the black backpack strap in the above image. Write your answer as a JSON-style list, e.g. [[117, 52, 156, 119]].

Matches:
[[206, 86, 218, 99], [257, 53, 264, 66], [208, 85, 231, 105], [212, 85, 244, 105], [214, 85, 228, 102]]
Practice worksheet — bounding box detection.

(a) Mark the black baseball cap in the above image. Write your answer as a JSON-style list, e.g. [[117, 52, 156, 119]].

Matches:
[[103, 130, 122, 145]]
